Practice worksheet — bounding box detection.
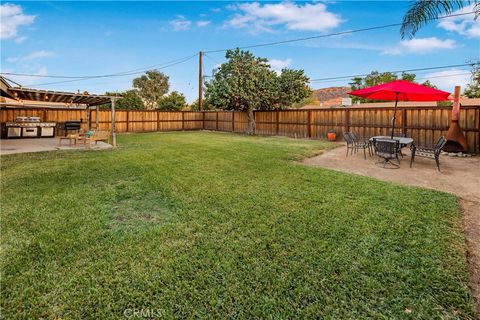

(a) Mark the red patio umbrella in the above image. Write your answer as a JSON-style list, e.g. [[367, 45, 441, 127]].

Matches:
[[348, 80, 450, 139]]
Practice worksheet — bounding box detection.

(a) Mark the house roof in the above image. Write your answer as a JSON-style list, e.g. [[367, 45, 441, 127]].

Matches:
[[0, 76, 114, 106]]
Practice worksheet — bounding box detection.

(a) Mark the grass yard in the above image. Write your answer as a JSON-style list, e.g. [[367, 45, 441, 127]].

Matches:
[[0, 132, 475, 319]]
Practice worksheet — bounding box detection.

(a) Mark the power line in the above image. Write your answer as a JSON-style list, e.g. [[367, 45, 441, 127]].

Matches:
[[310, 72, 472, 86], [309, 63, 476, 82], [204, 11, 475, 53], [416, 72, 471, 80], [202, 53, 224, 79], [28, 55, 198, 87], [202, 53, 222, 69], [2, 76, 22, 87], [312, 69, 472, 83], [0, 53, 198, 80]]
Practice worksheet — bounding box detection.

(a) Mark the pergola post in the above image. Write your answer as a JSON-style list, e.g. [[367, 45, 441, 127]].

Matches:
[[86, 105, 90, 130], [111, 97, 116, 147], [96, 105, 99, 129]]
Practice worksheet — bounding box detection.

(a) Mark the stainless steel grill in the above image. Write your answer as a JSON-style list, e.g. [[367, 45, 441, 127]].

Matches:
[[1, 116, 56, 139]]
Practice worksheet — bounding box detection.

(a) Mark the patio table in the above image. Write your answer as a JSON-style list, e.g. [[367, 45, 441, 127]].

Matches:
[[369, 136, 413, 147]]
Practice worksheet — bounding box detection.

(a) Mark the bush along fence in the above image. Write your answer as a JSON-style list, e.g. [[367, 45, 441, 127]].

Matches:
[[1, 105, 479, 153]]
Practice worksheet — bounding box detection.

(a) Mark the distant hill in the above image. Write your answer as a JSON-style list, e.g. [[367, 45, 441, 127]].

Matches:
[[308, 86, 350, 108]]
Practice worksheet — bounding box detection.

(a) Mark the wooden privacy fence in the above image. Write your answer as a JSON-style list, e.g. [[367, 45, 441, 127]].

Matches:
[[1, 106, 479, 153]]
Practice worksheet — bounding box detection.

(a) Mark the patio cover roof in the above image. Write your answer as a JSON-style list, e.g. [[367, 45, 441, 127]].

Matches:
[[0, 77, 114, 106], [0, 76, 118, 146]]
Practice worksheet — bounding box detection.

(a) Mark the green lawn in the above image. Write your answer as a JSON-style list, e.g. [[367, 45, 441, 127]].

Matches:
[[1, 132, 475, 319]]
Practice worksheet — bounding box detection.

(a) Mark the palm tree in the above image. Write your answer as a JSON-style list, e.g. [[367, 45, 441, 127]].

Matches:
[[401, 0, 479, 39]]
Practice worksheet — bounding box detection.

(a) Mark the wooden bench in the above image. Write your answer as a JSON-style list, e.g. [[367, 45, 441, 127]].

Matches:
[[77, 130, 110, 147], [410, 136, 447, 171]]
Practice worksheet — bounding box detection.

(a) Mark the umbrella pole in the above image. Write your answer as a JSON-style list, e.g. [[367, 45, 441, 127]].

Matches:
[[391, 92, 399, 139]]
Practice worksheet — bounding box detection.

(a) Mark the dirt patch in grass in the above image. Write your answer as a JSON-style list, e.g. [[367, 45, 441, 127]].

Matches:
[[109, 194, 177, 230]]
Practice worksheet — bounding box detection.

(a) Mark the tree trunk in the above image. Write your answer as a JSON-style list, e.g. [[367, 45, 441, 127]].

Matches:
[[246, 108, 256, 135]]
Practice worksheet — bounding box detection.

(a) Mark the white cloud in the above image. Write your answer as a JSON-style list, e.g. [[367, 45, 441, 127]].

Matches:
[[0, 3, 35, 40], [169, 15, 191, 31], [197, 20, 211, 27], [269, 58, 292, 74], [14, 36, 27, 43], [383, 37, 456, 55], [225, 2, 342, 33], [7, 50, 56, 62], [423, 69, 471, 91], [438, 4, 480, 38]]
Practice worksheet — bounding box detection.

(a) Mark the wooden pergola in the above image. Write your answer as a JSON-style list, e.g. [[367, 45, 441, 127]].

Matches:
[[0, 77, 119, 146]]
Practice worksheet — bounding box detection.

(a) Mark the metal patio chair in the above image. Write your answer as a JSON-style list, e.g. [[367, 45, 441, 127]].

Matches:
[[351, 131, 373, 158], [343, 132, 356, 157], [410, 136, 447, 171], [372, 138, 401, 168]]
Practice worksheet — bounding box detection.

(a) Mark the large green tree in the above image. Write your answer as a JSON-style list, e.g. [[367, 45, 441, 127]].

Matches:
[[276, 69, 312, 109], [401, 0, 479, 38], [205, 49, 310, 134], [464, 62, 480, 98], [133, 70, 169, 109], [205, 49, 277, 134], [105, 90, 145, 110], [157, 91, 187, 111]]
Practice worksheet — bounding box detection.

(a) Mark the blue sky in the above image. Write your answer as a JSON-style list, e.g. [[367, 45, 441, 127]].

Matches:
[[1, 1, 479, 102]]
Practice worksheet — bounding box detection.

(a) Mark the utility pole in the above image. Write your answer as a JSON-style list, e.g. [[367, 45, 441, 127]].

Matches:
[[198, 51, 203, 111], [111, 97, 116, 147]]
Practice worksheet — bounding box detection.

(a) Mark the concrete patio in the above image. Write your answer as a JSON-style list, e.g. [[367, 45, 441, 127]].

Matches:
[[0, 138, 112, 155], [302, 144, 479, 201]]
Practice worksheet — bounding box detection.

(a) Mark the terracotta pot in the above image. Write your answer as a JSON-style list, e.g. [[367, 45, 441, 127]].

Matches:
[[327, 132, 336, 141]]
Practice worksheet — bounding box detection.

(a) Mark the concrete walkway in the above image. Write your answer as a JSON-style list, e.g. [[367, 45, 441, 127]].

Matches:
[[301, 144, 480, 314], [1, 138, 112, 155]]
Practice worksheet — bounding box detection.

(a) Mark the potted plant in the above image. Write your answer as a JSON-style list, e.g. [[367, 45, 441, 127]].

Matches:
[[327, 129, 337, 141]]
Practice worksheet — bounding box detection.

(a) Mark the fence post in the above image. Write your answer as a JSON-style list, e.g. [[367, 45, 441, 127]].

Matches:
[[276, 111, 280, 135], [88, 108, 92, 130], [216, 112, 219, 131], [126, 110, 130, 132], [202, 111, 205, 130], [157, 111, 160, 131], [85, 108, 90, 131], [232, 112, 235, 132], [307, 110, 312, 138], [345, 108, 350, 133], [402, 108, 407, 136], [182, 112, 185, 131]]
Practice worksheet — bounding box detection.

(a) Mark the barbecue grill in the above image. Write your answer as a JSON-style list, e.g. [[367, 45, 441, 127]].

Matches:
[[1, 116, 56, 139], [63, 120, 82, 136]]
